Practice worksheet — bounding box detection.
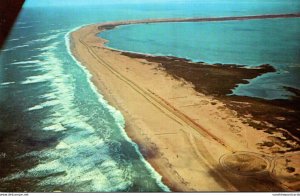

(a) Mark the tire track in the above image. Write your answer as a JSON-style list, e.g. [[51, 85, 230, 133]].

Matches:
[[78, 33, 233, 152]]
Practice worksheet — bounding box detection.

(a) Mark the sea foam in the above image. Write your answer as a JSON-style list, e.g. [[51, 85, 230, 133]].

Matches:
[[2, 27, 132, 191], [65, 26, 170, 192], [2, 25, 169, 192]]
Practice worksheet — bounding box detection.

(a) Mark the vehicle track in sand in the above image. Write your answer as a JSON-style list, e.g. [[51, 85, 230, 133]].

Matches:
[[79, 35, 231, 151], [71, 14, 300, 190], [77, 30, 238, 191]]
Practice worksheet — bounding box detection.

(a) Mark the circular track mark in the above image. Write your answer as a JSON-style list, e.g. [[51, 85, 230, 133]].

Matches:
[[220, 151, 270, 176]]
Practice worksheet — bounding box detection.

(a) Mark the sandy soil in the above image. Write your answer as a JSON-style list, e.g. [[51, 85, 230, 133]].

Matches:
[[70, 15, 300, 191]]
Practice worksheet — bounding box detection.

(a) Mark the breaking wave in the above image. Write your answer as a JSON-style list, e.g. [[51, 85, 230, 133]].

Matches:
[[1, 26, 169, 192], [65, 26, 170, 192]]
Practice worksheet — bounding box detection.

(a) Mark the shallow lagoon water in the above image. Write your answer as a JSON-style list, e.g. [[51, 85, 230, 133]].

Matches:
[[100, 18, 300, 99]]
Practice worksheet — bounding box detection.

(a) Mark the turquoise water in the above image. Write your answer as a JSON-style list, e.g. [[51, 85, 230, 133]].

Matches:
[[100, 18, 300, 99], [0, 6, 170, 192], [0, 0, 300, 192]]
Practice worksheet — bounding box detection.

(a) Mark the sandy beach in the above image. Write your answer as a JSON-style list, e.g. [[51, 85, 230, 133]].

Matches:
[[70, 15, 300, 191]]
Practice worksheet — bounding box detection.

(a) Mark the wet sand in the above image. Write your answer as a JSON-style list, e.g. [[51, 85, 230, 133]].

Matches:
[[70, 14, 300, 191]]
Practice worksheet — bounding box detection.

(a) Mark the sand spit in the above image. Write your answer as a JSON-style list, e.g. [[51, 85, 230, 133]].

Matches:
[[70, 14, 300, 191]]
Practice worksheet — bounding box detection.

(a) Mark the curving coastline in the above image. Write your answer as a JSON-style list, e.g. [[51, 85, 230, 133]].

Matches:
[[70, 14, 300, 191], [97, 13, 300, 29]]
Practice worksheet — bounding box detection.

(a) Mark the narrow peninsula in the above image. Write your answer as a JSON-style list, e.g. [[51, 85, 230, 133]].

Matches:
[[70, 14, 300, 191]]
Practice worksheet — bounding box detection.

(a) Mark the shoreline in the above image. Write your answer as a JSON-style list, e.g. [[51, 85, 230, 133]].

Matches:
[[65, 29, 170, 192], [70, 14, 300, 191]]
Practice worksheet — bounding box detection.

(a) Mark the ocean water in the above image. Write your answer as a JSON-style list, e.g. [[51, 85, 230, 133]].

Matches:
[[0, 6, 171, 192], [0, 0, 299, 192]]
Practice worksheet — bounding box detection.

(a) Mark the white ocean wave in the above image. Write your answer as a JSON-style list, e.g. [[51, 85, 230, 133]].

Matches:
[[0, 82, 15, 86], [26, 33, 64, 44], [21, 75, 52, 84], [15, 25, 33, 29], [51, 29, 67, 34], [35, 42, 60, 52], [1, 44, 29, 52], [27, 105, 43, 111], [39, 92, 58, 100], [36, 29, 66, 37], [16, 22, 27, 25], [6, 27, 132, 191], [43, 124, 67, 132], [4, 132, 131, 191], [2, 26, 169, 192], [7, 36, 25, 43], [11, 60, 41, 65], [8, 38, 19, 41], [27, 100, 60, 111]]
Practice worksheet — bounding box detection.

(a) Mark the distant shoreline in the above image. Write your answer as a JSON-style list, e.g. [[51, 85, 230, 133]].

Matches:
[[98, 13, 300, 30], [70, 14, 300, 191]]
